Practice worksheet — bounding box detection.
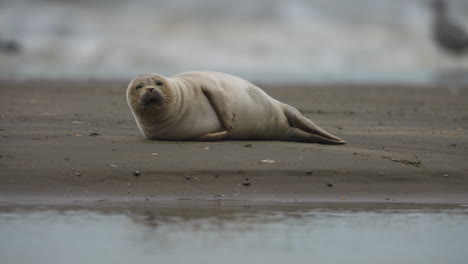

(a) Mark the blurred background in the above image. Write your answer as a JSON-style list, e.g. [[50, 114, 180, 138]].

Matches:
[[0, 0, 467, 83]]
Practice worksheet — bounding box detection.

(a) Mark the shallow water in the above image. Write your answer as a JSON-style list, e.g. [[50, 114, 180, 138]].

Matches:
[[1, 203, 467, 264]]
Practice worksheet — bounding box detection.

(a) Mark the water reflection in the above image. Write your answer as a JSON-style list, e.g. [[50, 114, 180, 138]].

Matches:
[[0, 203, 467, 264]]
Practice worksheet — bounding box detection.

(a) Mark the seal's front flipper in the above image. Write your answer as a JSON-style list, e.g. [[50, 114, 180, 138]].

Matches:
[[202, 85, 236, 131], [194, 131, 228, 141], [283, 104, 346, 144]]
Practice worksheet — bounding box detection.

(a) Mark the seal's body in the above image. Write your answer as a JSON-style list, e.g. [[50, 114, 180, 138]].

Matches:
[[127, 71, 345, 144]]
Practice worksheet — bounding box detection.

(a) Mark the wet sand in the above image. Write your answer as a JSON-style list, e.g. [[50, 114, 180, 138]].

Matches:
[[0, 80, 467, 205]]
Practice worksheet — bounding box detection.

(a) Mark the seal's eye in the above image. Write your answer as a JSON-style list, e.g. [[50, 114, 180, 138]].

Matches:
[[156, 81, 163, 86], [135, 85, 144, 90]]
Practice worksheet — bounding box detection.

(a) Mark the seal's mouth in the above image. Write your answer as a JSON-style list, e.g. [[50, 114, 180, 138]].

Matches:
[[139, 91, 164, 108]]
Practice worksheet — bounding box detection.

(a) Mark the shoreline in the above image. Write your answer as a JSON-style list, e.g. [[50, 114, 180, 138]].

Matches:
[[0, 81, 467, 205]]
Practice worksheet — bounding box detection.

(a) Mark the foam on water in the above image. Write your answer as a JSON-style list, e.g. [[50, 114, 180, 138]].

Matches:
[[0, 0, 467, 82]]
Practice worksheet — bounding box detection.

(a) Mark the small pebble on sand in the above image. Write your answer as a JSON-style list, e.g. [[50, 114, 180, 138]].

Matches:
[[242, 178, 251, 186], [259, 159, 275, 164]]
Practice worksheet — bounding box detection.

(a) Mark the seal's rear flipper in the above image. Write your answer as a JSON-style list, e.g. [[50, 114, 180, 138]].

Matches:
[[284, 127, 346, 145], [283, 104, 346, 144]]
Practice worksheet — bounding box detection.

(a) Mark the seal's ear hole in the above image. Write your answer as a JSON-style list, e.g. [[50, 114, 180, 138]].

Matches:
[[156, 81, 163, 86], [135, 85, 144, 90]]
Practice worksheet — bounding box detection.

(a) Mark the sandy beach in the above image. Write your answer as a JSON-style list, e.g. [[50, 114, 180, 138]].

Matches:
[[0, 80, 467, 205]]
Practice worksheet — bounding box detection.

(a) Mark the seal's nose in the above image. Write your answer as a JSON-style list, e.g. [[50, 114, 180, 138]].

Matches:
[[148, 88, 155, 93]]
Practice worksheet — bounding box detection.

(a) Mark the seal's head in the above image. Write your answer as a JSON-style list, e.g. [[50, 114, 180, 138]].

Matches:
[[127, 73, 172, 116]]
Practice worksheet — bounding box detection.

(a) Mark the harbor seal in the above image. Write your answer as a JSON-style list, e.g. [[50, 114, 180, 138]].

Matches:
[[127, 71, 345, 144]]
